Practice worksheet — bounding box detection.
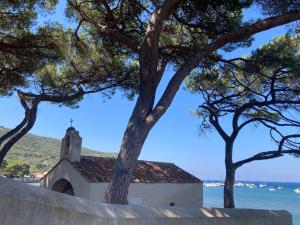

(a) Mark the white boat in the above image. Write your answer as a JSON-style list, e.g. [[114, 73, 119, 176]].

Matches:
[[269, 187, 276, 191], [246, 183, 256, 188], [234, 182, 245, 187], [259, 184, 267, 188], [277, 186, 284, 190], [294, 188, 300, 193], [204, 182, 224, 187], [249, 184, 257, 189]]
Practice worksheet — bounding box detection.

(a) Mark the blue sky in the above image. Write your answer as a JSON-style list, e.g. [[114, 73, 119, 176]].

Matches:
[[1, 2, 299, 182]]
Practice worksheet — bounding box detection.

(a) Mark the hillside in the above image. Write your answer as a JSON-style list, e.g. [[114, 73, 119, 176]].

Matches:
[[0, 126, 117, 174]]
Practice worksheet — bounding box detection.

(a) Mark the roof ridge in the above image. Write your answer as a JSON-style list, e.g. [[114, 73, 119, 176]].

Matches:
[[81, 155, 175, 165]]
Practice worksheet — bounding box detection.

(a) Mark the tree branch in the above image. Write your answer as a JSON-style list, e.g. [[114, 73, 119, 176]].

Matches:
[[149, 10, 300, 125], [67, 0, 140, 52], [234, 149, 300, 169], [201, 105, 229, 141], [19, 82, 122, 103], [139, 0, 180, 104], [278, 134, 300, 152]]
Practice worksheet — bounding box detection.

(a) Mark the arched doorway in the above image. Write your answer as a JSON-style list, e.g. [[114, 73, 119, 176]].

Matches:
[[51, 179, 75, 196]]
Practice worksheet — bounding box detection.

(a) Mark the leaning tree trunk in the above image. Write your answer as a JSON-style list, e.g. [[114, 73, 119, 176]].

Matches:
[[104, 97, 154, 204], [224, 142, 236, 208], [0, 101, 39, 164], [0, 118, 27, 147]]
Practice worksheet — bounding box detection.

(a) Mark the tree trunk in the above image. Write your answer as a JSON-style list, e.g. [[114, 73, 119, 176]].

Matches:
[[104, 97, 153, 204], [224, 142, 236, 208], [0, 101, 38, 164], [224, 165, 236, 208], [0, 117, 27, 146]]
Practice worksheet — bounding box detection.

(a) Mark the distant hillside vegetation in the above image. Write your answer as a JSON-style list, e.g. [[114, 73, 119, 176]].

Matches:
[[0, 126, 117, 174]]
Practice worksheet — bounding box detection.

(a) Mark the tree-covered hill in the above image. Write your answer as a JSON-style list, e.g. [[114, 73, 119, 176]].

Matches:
[[0, 126, 117, 174]]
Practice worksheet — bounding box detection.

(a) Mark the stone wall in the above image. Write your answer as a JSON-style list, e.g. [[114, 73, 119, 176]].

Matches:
[[0, 177, 293, 225]]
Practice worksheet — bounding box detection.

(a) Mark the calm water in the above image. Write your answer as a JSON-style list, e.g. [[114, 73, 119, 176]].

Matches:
[[204, 181, 300, 225]]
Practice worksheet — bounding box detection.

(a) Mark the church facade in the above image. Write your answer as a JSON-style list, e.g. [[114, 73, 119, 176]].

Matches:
[[41, 127, 203, 207]]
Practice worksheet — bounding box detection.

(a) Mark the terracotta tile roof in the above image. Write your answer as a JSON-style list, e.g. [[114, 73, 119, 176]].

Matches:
[[70, 156, 202, 183]]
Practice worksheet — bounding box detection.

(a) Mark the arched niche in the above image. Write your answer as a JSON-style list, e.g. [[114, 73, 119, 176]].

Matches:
[[51, 179, 75, 196]]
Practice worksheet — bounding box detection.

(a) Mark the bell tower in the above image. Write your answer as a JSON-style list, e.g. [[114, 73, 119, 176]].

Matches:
[[60, 126, 82, 162]]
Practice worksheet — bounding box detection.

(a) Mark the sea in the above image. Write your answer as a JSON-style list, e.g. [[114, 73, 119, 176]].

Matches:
[[204, 181, 300, 225]]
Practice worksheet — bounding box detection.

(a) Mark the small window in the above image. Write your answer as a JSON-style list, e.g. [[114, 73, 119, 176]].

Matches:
[[170, 202, 175, 206]]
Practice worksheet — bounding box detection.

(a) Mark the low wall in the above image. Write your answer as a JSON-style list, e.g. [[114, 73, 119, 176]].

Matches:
[[0, 177, 293, 225]]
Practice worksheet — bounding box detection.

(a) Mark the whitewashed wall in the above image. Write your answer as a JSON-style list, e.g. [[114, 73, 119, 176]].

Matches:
[[40, 160, 90, 198], [89, 183, 203, 207], [0, 178, 293, 225]]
